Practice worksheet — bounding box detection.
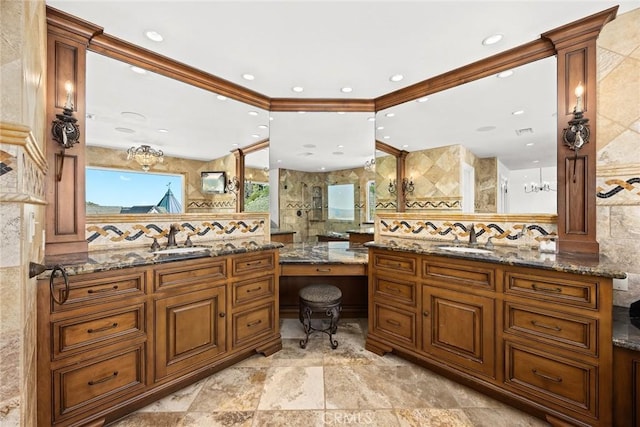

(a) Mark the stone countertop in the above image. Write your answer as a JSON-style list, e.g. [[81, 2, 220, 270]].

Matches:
[[613, 306, 640, 351], [346, 227, 374, 235], [270, 229, 296, 235], [41, 238, 284, 277], [366, 237, 626, 279], [279, 241, 368, 265], [316, 232, 349, 240]]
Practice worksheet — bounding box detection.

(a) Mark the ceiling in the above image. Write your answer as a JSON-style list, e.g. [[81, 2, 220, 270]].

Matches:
[[48, 1, 638, 172]]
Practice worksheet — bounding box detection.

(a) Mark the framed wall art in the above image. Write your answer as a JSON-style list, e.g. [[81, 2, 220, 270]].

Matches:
[[201, 171, 226, 194]]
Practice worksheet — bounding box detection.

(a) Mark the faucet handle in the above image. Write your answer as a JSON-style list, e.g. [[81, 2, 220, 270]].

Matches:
[[485, 236, 494, 250]]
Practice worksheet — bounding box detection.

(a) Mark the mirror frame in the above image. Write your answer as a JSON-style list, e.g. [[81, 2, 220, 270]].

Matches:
[[45, 5, 618, 257]]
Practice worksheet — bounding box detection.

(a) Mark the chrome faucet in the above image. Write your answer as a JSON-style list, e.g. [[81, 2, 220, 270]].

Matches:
[[468, 223, 477, 246], [166, 224, 179, 247]]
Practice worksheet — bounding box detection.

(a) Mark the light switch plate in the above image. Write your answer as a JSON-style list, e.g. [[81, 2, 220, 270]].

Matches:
[[613, 276, 628, 291]]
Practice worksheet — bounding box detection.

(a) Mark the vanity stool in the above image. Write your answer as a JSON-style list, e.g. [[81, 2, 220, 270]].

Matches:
[[298, 284, 342, 349]]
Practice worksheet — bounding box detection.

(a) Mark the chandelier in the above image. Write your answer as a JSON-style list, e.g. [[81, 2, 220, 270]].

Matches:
[[524, 168, 556, 193], [127, 144, 164, 172]]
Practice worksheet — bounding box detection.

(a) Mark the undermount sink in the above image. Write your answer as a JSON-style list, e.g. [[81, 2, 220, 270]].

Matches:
[[153, 246, 210, 255], [438, 246, 493, 255]]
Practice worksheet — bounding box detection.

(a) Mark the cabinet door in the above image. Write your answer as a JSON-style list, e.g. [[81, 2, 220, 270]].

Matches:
[[422, 286, 495, 378], [154, 286, 226, 381]]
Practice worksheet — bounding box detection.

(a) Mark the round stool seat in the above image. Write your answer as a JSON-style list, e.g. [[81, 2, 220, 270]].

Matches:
[[299, 284, 342, 304]]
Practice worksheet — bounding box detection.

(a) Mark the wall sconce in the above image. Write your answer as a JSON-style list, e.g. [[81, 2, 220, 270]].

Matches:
[[388, 178, 414, 196], [227, 176, 241, 194], [364, 158, 376, 172], [51, 81, 81, 181], [562, 82, 590, 181], [126, 144, 164, 171]]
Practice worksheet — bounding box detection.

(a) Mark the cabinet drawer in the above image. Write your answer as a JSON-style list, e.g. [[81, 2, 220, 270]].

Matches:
[[281, 263, 366, 276], [53, 345, 145, 422], [232, 302, 275, 348], [53, 304, 146, 359], [372, 252, 417, 275], [423, 259, 495, 291], [504, 302, 597, 355], [372, 303, 416, 347], [504, 342, 597, 418], [373, 275, 416, 306], [504, 270, 597, 309], [50, 269, 146, 312], [154, 258, 226, 292], [232, 275, 275, 307], [232, 252, 275, 277]]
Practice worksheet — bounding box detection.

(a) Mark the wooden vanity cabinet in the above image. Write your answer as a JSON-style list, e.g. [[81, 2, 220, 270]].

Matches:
[[366, 248, 613, 427], [613, 346, 640, 427], [38, 249, 281, 427]]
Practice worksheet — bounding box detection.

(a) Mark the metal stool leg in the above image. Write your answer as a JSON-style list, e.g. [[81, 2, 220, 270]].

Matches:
[[326, 305, 341, 349], [299, 305, 313, 349]]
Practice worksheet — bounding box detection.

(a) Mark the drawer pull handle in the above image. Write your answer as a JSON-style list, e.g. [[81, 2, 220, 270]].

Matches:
[[88, 371, 118, 386], [386, 319, 401, 327], [88, 323, 118, 333], [532, 369, 562, 383], [386, 286, 401, 293], [247, 319, 262, 327], [88, 285, 119, 294], [245, 261, 263, 267], [531, 283, 562, 293], [219, 312, 226, 318], [423, 311, 429, 317], [316, 268, 332, 272], [246, 287, 262, 293], [530, 320, 561, 332], [49, 265, 70, 305]]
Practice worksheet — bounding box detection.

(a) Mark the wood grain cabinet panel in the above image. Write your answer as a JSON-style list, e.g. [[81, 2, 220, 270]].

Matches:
[[504, 341, 597, 419], [232, 302, 275, 348], [422, 259, 495, 291], [371, 303, 416, 347], [504, 270, 597, 309], [373, 275, 416, 307], [232, 275, 275, 308], [613, 346, 640, 427], [52, 345, 145, 423], [154, 259, 226, 292], [372, 252, 417, 275], [154, 286, 226, 380], [232, 252, 275, 276], [52, 303, 145, 359], [422, 286, 495, 378]]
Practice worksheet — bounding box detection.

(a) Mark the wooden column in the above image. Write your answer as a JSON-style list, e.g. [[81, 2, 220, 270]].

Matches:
[[45, 9, 102, 255], [542, 7, 617, 257], [232, 149, 245, 212]]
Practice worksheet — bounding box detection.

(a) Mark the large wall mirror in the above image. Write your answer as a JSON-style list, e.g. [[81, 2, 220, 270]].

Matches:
[[83, 51, 270, 215], [269, 112, 375, 241], [376, 56, 557, 215]]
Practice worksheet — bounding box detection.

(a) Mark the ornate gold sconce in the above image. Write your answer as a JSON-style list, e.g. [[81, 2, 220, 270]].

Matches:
[[51, 81, 81, 181]]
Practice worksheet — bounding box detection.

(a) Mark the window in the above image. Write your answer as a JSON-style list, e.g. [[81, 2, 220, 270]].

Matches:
[[327, 183, 354, 220], [244, 181, 269, 212], [366, 180, 375, 222], [86, 167, 184, 214]]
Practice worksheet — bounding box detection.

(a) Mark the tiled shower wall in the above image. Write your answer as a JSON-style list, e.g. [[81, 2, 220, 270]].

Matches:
[[0, 1, 47, 425], [596, 7, 640, 307]]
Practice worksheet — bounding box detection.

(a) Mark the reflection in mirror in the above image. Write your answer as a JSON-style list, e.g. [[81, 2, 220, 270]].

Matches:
[[269, 112, 375, 242], [374, 151, 397, 214], [376, 57, 557, 214], [83, 51, 270, 215], [244, 145, 270, 212]]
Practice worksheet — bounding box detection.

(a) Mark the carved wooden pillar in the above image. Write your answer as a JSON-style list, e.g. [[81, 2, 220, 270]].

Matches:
[[232, 149, 245, 212], [542, 7, 617, 257], [45, 9, 102, 255]]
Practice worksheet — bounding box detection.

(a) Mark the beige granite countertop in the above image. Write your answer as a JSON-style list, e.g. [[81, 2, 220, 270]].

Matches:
[[279, 241, 368, 264], [41, 238, 283, 276], [366, 237, 626, 279]]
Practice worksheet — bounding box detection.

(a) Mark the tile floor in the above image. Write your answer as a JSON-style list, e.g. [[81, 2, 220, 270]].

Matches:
[[108, 319, 550, 426]]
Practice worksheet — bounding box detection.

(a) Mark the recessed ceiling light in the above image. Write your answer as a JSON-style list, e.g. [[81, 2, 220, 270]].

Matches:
[[333, 151, 344, 155], [389, 74, 404, 82], [251, 134, 260, 138], [130, 66, 147, 74], [337, 145, 344, 148], [320, 167, 326, 171], [532, 160, 540, 164], [217, 95, 227, 101], [340, 87, 353, 93], [385, 113, 395, 118], [298, 111, 306, 114], [277, 159, 282, 163], [115, 127, 134, 133], [292, 86, 304, 93], [482, 33, 503, 46], [232, 143, 239, 147], [121, 111, 146, 121], [258, 124, 268, 129], [377, 126, 384, 130], [248, 111, 258, 116], [269, 116, 274, 121], [526, 142, 535, 147], [416, 97, 429, 103], [512, 110, 525, 115], [144, 30, 163, 42], [303, 144, 316, 148], [298, 152, 314, 157], [476, 126, 496, 132], [383, 136, 390, 139], [402, 144, 409, 148], [337, 112, 345, 115], [515, 127, 534, 136], [497, 70, 514, 78], [157, 128, 169, 133], [242, 73, 255, 81], [367, 117, 375, 122]]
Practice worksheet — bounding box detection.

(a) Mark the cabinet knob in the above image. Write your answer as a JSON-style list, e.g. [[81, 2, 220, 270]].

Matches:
[[219, 312, 226, 318], [423, 311, 429, 317]]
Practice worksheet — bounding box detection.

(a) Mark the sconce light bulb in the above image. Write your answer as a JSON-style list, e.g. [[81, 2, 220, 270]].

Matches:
[[574, 82, 584, 98], [63, 81, 74, 110]]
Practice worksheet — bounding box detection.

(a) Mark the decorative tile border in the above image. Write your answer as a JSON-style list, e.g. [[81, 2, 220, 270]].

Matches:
[[596, 176, 640, 205], [376, 213, 557, 249], [187, 199, 236, 209], [405, 199, 461, 210], [86, 213, 269, 250]]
